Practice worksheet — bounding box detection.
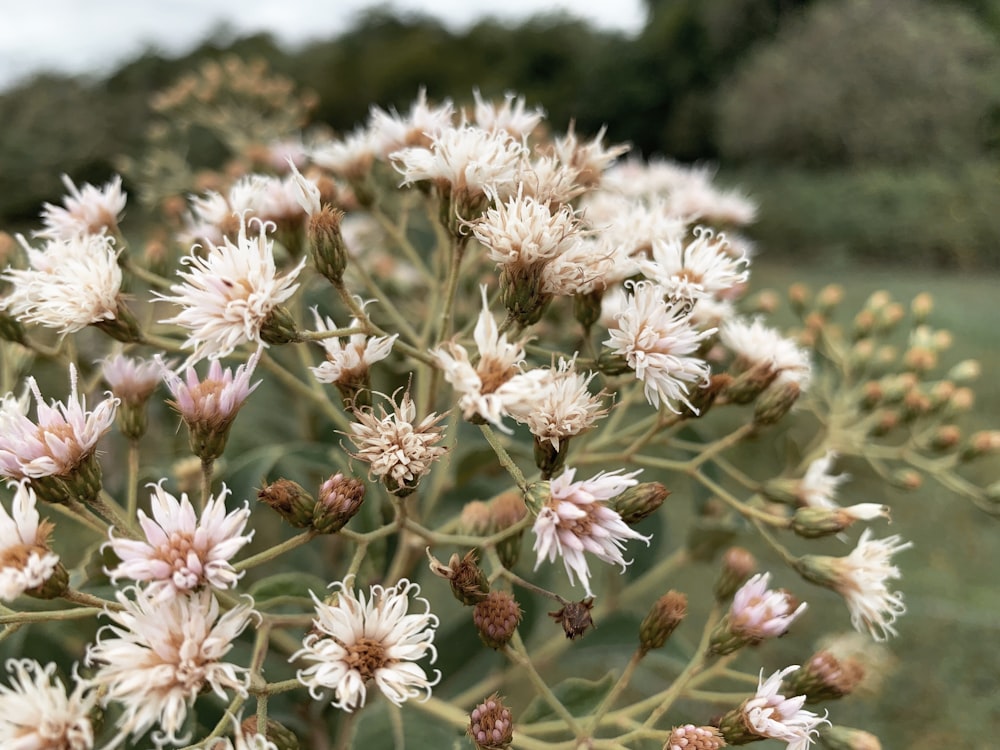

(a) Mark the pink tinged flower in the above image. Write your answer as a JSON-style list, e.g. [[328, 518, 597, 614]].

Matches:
[[0, 482, 60, 601], [0, 658, 96, 750], [85, 587, 256, 747], [101, 353, 163, 407], [730, 572, 807, 641], [0, 364, 117, 482], [293, 578, 440, 712], [638, 226, 749, 303], [740, 666, 829, 750], [158, 213, 305, 363], [531, 467, 650, 597], [432, 286, 531, 432], [1, 233, 123, 335], [105, 480, 253, 599], [36, 173, 127, 240], [720, 316, 812, 390], [604, 280, 714, 412], [307, 307, 397, 386]]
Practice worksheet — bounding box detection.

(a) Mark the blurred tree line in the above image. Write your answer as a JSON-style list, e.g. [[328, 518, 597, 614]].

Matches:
[[3, 0, 1000, 268]]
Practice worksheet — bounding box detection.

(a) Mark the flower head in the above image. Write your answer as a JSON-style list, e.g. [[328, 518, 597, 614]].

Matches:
[[0, 658, 96, 750], [369, 88, 455, 155], [86, 587, 256, 747], [732, 666, 829, 750], [722, 572, 806, 648], [721, 317, 812, 390], [293, 578, 439, 712], [0, 482, 60, 601], [797, 452, 849, 510], [1, 233, 123, 335], [37, 173, 126, 240], [346, 389, 447, 496], [638, 226, 749, 303], [604, 280, 714, 412], [106, 480, 253, 599], [159, 214, 305, 363], [531, 467, 650, 597], [308, 307, 397, 389], [101, 354, 163, 407], [0, 364, 117, 490], [473, 89, 545, 137]]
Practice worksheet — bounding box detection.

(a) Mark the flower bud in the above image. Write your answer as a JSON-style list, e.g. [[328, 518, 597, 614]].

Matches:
[[308, 205, 348, 284], [460, 500, 493, 536], [791, 505, 888, 539], [817, 284, 844, 314], [30, 453, 104, 505], [819, 725, 882, 750], [788, 283, 811, 315], [428, 549, 489, 605], [961, 430, 1000, 462], [875, 302, 905, 334], [491, 490, 528, 570], [948, 386, 975, 414], [573, 289, 603, 331], [258, 478, 315, 528], [680, 373, 731, 418], [0, 311, 26, 344], [549, 598, 595, 640], [597, 350, 633, 376], [725, 361, 778, 405], [312, 473, 365, 534], [93, 299, 144, 343], [260, 304, 300, 345], [26, 560, 69, 600], [714, 546, 757, 601], [910, 292, 933, 323], [930, 424, 961, 452], [782, 650, 864, 704], [473, 591, 523, 649], [522, 482, 551, 515], [852, 309, 876, 339], [533, 435, 569, 480], [947, 359, 980, 383], [868, 410, 898, 438], [639, 590, 687, 654], [499, 264, 551, 329], [746, 289, 780, 314], [753, 381, 801, 426], [468, 693, 514, 750], [663, 724, 726, 750], [609, 482, 670, 525], [889, 468, 922, 491], [239, 716, 300, 750]]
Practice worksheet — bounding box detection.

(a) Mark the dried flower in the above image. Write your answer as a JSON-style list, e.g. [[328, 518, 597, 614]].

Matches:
[[0, 658, 96, 750], [427, 549, 489, 605], [548, 598, 595, 640], [293, 578, 439, 711]]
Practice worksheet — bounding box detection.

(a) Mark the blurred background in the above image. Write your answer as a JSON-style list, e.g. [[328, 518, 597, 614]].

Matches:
[[2, 1, 999, 746]]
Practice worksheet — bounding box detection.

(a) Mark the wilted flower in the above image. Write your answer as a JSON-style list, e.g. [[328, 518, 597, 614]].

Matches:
[[86, 587, 256, 747], [37, 173, 126, 240], [105, 480, 253, 599], [0, 658, 96, 750], [293, 578, 440, 712], [798, 452, 849, 510], [0, 482, 61, 601], [531, 467, 650, 597], [159, 214, 305, 362]]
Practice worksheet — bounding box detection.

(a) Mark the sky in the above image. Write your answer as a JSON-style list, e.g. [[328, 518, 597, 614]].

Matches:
[[0, 0, 647, 90]]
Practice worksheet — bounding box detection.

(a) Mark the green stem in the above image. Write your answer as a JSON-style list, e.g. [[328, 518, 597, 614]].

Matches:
[[200, 458, 214, 512], [504, 632, 584, 737], [479, 424, 528, 492], [92, 491, 141, 539], [586, 650, 644, 733], [234, 531, 317, 572], [126, 439, 140, 519]]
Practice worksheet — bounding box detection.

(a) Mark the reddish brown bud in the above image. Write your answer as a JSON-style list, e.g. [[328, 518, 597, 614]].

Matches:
[[428, 550, 489, 606], [313, 473, 366, 534], [782, 650, 865, 704], [473, 591, 523, 649], [258, 478, 315, 528], [639, 590, 687, 654], [714, 547, 757, 601], [468, 693, 514, 750]]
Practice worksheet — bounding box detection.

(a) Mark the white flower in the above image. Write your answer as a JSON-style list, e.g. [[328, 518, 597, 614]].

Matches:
[[832, 530, 912, 640], [312, 127, 379, 179], [604, 280, 714, 412], [346, 390, 447, 495], [37, 173, 126, 240], [0, 482, 60, 601], [105, 480, 253, 599], [432, 286, 534, 431], [720, 317, 812, 390], [742, 666, 828, 750], [293, 578, 440, 712], [0, 658, 96, 750], [308, 307, 397, 386], [798, 452, 850, 510], [369, 88, 455, 155], [159, 214, 305, 363], [86, 587, 256, 747], [552, 124, 629, 187], [473, 192, 579, 268], [532, 467, 650, 597], [1, 233, 122, 334], [0, 364, 117, 483], [729, 572, 807, 641], [638, 226, 749, 303], [472, 89, 545, 137], [507, 358, 608, 450]]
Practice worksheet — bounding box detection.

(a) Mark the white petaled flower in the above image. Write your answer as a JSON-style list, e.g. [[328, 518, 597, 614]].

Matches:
[[369, 88, 456, 155], [432, 286, 535, 431], [37, 173, 127, 240], [101, 353, 163, 407], [0, 482, 60, 601], [1, 233, 123, 335], [346, 389, 447, 496], [507, 359, 609, 450], [159, 214, 305, 363], [741, 666, 828, 750], [729, 572, 807, 641], [312, 127, 379, 180], [105, 480, 253, 599], [541, 236, 638, 297], [473, 89, 545, 137], [604, 280, 714, 412], [797, 451, 849, 510], [0, 364, 117, 482], [293, 578, 440, 712], [532, 467, 650, 597], [517, 154, 587, 208], [308, 307, 397, 386], [0, 658, 96, 750], [827, 529, 912, 640], [177, 191, 234, 248], [638, 226, 749, 303], [85, 587, 256, 747], [720, 316, 812, 390], [552, 124, 629, 187], [473, 191, 580, 268]]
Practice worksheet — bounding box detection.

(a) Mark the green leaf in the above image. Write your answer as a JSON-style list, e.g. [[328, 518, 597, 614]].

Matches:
[[519, 670, 617, 724], [354, 702, 463, 749]]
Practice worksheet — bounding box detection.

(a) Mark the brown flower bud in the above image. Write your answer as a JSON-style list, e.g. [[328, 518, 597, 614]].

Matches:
[[259, 304, 300, 346], [312, 473, 365, 534], [639, 590, 687, 654], [258, 478, 315, 528], [714, 547, 757, 601], [681, 373, 731, 418], [460, 500, 493, 536], [427, 549, 489, 605], [610, 482, 671, 525], [468, 693, 514, 750], [473, 591, 522, 649], [782, 650, 865, 704], [26, 560, 69, 600], [817, 284, 844, 314], [788, 283, 811, 315], [725, 361, 778, 405], [753, 381, 801, 426], [309, 205, 348, 285], [490, 490, 528, 570], [890, 468, 922, 491], [663, 724, 726, 750], [930, 425, 961, 452], [549, 598, 595, 640]]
